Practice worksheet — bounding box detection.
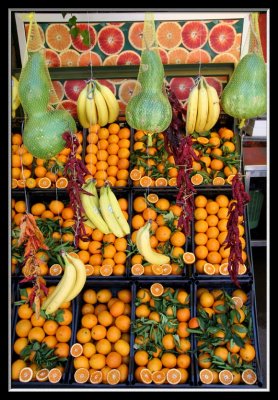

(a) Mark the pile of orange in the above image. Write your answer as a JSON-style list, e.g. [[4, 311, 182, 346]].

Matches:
[[71, 287, 131, 384], [12, 280, 73, 382], [130, 194, 187, 276], [11, 131, 83, 189], [133, 283, 191, 385], [84, 123, 130, 188], [193, 194, 247, 276], [130, 130, 178, 187]]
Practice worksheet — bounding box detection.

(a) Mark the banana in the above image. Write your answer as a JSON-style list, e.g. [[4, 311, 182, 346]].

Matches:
[[12, 76, 21, 118], [203, 80, 220, 132], [106, 185, 130, 235], [195, 77, 209, 134], [136, 222, 170, 265], [99, 186, 125, 238], [95, 81, 119, 123], [185, 84, 199, 134], [63, 253, 87, 302], [85, 82, 98, 126], [94, 85, 109, 127], [80, 181, 110, 234], [83, 215, 96, 229], [77, 87, 90, 128], [84, 178, 99, 208]]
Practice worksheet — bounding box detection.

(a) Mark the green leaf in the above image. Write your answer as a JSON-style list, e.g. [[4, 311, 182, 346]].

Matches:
[[70, 26, 79, 39], [68, 15, 77, 27], [55, 309, 65, 323], [80, 30, 90, 46], [207, 326, 221, 334], [215, 304, 228, 313], [217, 313, 228, 325], [32, 341, 41, 351], [232, 333, 245, 348], [14, 300, 26, 306], [20, 288, 28, 299], [233, 324, 248, 333]]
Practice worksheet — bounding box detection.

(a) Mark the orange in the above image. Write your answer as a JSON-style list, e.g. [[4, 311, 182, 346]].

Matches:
[[194, 233, 208, 246], [106, 352, 122, 369], [195, 245, 208, 260], [28, 327, 45, 343], [83, 289, 97, 304], [194, 207, 208, 221], [195, 220, 209, 233], [133, 196, 147, 212], [199, 368, 213, 384], [224, 165, 238, 177], [91, 324, 107, 341], [15, 319, 32, 338], [31, 203, 46, 216], [117, 289, 131, 304], [207, 251, 222, 264], [155, 226, 171, 242], [134, 350, 149, 366], [55, 325, 71, 342], [81, 313, 97, 329], [199, 292, 214, 308], [206, 238, 220, 252], [114, 339, 130, 357], [13, 337, 28, 355], [17, 303, 33, 319], [219, 369, 233, 385], [239, 343, 256, 362], [161, 353, 177, 368], [198, 353, 212, 369], [54, 342, 69, 358], [49, 200, 64, 215], [241, 369, 257, 385]]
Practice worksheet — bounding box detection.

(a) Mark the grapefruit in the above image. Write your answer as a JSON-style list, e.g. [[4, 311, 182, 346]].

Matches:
[[209, 23, 236, 54], [204, 77, 223, 96], [212, 53, 238, 64], [128, 22, 144, 50], [186, 49, 211, 64], [181, 21, 208, 50], [118, 79, 137, 104], [60, 49, 79, 67], [168, 47, 188, 64], [97, 79, 116, 95], [156, 21, 182, 49], [170, 77, 195, 101], [49, 81, 64, 104], [45, 23, 71, 52], [57, 100, 77, 118], [25, 23, 45, 52], [98, 26, 125, 55], [103, 55, 118, 66], [78, 51, 102, 67], [117, 50, 141, 65], [71, 23, 97, 52], [44, 49, 61, 68], [64, 80, 87, 102]]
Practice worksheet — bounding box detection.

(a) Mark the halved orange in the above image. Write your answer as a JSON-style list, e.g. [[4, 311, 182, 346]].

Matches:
[[241, 369, 257, 385], [147, 193, 159, 204], [219, 262, 229, 275], [197, 137, 209, 145], [226, 174, 236, 185], [90, 370, 103, 384], [107, 369, 121, 385], [140, 368, 152, 384], [19, 367, 33, 382], [85, 264, 94, 276], [213, 177, 225, 185], [183, 252, 196, 264], [131, 263, 144, 276], [152, 370, 166, 384], [150, 283, 164, 297], [49, 264, 63, 276], [155, 177, 167, 187], [191, 174, 204, 185], [168, 177, 177, 187], [151, 264, 163, 275], [161, 264, 172, 276], [17, 179, 26, 188], [100, 264, 113, 276], [38, 177, 52, 189], [48, 367, 62, 383], [203, 263, 215, 275], [36, 368, 49, 382], [130, 168, 142, 181], [12, 178, 18, 189], [167, 368, 182, 385], [219, 369, 233, 385], [56, 177, 68, 188], [238, 264, 247, 275], [199, 368, 213, 384], [231, 296, 243, 309], [140, 176, 153, 187], [74, 367, 89, 383], [70, 343, 83, 358]]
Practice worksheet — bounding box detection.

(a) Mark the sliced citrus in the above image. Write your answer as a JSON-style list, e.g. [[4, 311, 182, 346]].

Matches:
[[197, 137, 209, 145], [131, 264, 144, 276], [238, 264, 247, 275], [38, 177, 52, 189], [199, 368, 213, 384], [191, 174, 204, 185], [152, 370, 166, 384], [241, 369, 257, 385], [203, 263, 216, 275], [85, 264, 94, 276], [100, 264, 113, 276], [45, 24, 71, 52], [183, 252, 196, 264], [49, 264, 63, 276], [130, 168, 142, 181], [107, 369, 121, 385], [168, 177, 177, 186], [226, 174, 236, 185], [155, 177, 168, 187], [151, 264, 163, 275], [167, 368, 182, 385], [36, 368, 49, 382], [161, 264, 172, 276], [90, 370, 103, 384], [231, 296, 243, 309], [74, 367, 89, 383], [70, 343, 83, 358], [17, 179, 26, 188], [12, 178, 18, 189], [56, 177, 68, 189], [19, 367, 33, 382], [213, 177, 225, 185], [219, 262, 229, 275], [60, 49, 79, 68], [150, 283, 164, 297], [48, 367, 62, 383], [219, 369, 233, 385], [140, 368, 152, 384], [140, 176, 153, 187], [147, 193, 159, 203]]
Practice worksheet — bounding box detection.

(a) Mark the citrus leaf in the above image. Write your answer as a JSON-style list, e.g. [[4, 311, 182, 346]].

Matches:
[[68, 16, 77, 27]]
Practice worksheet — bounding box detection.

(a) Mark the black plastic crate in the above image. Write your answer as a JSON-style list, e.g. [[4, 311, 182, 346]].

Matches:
[[192, 280, 263, 389]]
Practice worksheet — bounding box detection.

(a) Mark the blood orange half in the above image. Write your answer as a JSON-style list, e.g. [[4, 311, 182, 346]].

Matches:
[[45, 23, 71, 52], [186, 49, 211, 64], [97, 79, 116, 95], [212, 52, 238, 64], [98, 26, 125, 55], [181, 21, 208, 50], [128, 22, 144, 50], [204, 77, 223, 96], [170, 77, 195, 101], [209, 23, 236, 54], [117, 50, 141, 65], [78, 51, 102, 67], [49, 81, 65, 104], [119, 80, 137, 104], [71, 23, 97, 52], [44, 49, 61, 68], [103, 54, 118, 66], [157, 21, 182, 50], [64, 80, 87, 102], [60, 49, 79, 67], [57, 100, 77, 118], [168, 47, 189, 64]]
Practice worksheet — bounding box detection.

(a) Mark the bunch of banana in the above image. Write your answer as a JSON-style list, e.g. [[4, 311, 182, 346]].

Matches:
[[80, 179, 130, 238], [12, 76, 21, 118], [41, 252, 86, 315], [186, 76, 220, 134], [77, 80, 119, 128], [136, 221, 170, 265]]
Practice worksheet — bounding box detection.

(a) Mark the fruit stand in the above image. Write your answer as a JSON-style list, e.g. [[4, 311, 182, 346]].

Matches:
[[10, 10, 267, 390]]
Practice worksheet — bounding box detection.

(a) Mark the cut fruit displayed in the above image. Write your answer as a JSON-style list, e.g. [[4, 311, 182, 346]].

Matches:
[[238, 264, 247, 275], [36, 369, 49, 382], [199, 368, 213, 384], [103, 54, 119, 66], [128, 22, 144, 50], [59, 49, 79, 67], [49, 264, 63, 276], [155, 177, 167, 187], [56, 177, 69, 189], [203, 263, 216, 275], [45, 23, 72, 52], [90, 370, 103, 384], [57, 100, 77, 118], [118, 79, 137, 104], [25, 23, 45, 52], [147, 193, 159, 204], [45, 49, 61, 68], [38, 177, 51, 189], [131, 264, 144, 276], [71, 23, 97, 52], [150, 283, 164, 297], [191, 174, 204, 186], [98, 26, 125, 55], [213, 52, 238, 64], [183, 252, 196, 264], [117, 50, 141, 65], [78, 51, 102, 67], [167, 368, 182, 385], [218, 369, 233, 385], [48, 368, 62, 383], [151, 264, 163, 275], [64, 80, 87, 102], [204, 77, 223, 96], [186, 49, 211, 64], [209, 23, 236, 54], [152, 370, 166, 384], [241, 369, 257, 385], [107, 369, 121, 385], [169, 77, 195, 101], [140, 176, 153, 187], [85, 264, 94, 276], [197, 137, 209, 144], [97, 79, 116, 95], [74, 367, 89, 383], [226, 174, 236, 185], [100, 264, 113, 276], [213, 177, 225, 185], [140, 368, 152, 384], [231, 296, 244, 309], [168, 177, 177, 186], [107, 22, 125, 27], [70, 343, 83, 358], [161, 263, 172, 275], [12, 178, 18, 189], [181, 21, 208, 50], [156, 21, 182, 49], [49, 81, 64, 104], [219, 262, 229, 275], [19, 367, 33, 383], [130, 169, 142, 181], [168, 47, 189, 64]]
